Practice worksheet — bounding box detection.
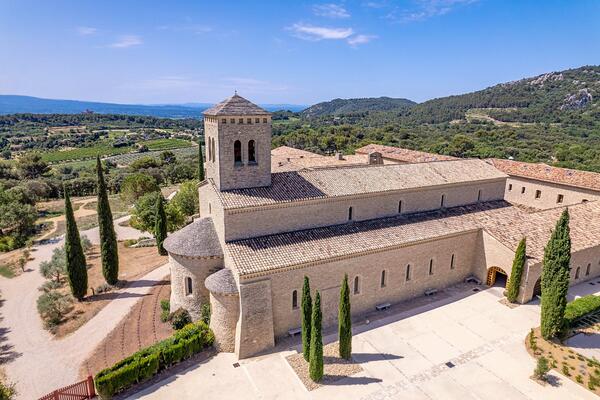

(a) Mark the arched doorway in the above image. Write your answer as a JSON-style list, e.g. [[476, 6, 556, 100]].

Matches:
[[487, 266, 508, 287], [533, 277, 542, 298]]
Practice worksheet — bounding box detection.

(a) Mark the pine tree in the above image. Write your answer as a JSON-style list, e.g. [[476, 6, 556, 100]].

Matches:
[[506, 238, 526, 303], [64, 189, 88, 300], [301, 276, 312, 362], [309, 291, 323, 382], [541, 209, 571, 339], [96, 156, 119, 285], [155, 193, 168, 256], [338, 273, 352, 359], [198, 140, 205, 181]]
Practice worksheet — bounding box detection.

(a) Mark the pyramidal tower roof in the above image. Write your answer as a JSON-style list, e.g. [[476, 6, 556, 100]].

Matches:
[[203, 94, 270, 116]]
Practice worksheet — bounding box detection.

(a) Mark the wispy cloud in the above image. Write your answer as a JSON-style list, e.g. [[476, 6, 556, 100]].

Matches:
[[288, 23, 354, 41], [388, 0, 478, 23], [77, 26, 97, 36], [312, 3, 350, 18], [108, 35, 143, 48], [347, 34, 377, 46]]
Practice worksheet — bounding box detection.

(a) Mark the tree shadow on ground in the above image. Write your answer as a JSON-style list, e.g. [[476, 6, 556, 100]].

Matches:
[[352, 352, 403, 363], [0, 299, 22, 364], [321, 375, 382, 386]]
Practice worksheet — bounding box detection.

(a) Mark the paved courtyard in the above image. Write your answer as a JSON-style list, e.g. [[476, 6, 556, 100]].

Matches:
[[130, 283, 599, 400]]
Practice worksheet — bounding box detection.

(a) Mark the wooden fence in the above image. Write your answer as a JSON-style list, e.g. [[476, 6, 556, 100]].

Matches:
[[39, 376, 95, 400]]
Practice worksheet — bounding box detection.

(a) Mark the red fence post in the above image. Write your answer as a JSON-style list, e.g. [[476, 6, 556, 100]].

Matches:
[[86, 375, 96, 398]]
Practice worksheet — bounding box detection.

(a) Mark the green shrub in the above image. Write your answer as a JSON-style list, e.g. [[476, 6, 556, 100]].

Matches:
[[534, 356, 550, 381], [95, 321, 213, 398], [160, 300, 170, 323], [201, 302, 211, 325], [160, 299, 170, 312], [565, 295, 600, 327], [36, 290, 73, 328], [170, 308, 191, 330], [0, 379, 16, 400]]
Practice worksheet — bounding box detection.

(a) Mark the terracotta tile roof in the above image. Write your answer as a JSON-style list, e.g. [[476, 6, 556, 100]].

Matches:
[[215, 159, 507, 210], [226, 200, 600, 277], [203, 94, 270, 116], [356, 144, 457, 163], [486, 158, 600, 192], [271, 146, 368, 172]]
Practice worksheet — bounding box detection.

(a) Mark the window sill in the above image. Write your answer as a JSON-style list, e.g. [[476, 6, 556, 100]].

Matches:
[[247, 161, 258, 166]]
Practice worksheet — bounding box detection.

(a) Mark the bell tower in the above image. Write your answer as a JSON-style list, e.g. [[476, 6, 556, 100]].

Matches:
[[203, 94, 272, 191]]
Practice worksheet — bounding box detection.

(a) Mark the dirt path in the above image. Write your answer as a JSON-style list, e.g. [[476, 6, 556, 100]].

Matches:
[[37, 197, 98, 241], [0, 216, 164, 399]]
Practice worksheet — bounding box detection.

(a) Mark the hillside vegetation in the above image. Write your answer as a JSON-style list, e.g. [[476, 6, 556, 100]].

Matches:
[[274, 65, 600, 172], [301, 97, 415, 118]]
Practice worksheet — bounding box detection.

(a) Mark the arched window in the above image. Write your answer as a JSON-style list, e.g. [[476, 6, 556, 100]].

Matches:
[[575, 267, 581, 279], [292, 290, 298, 309], [211, 138, 216, 163], [380, 270, 387, 288], [348, 207, 353, 221], [185, 277, 193, 295], [586, 263, 591, 276], [234, 140, 242, 164], [405, 264, 411, 281], [248, 140, 256, 163], [354, 276, 360, 294]]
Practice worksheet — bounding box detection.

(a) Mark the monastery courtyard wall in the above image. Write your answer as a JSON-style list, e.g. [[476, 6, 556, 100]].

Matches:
[[504, 176, 600, 209]]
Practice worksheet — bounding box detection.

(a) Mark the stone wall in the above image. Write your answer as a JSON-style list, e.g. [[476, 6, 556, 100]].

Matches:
[[209, 292, 239, 352], [221, 180, 506, 241], [205, 115, 272, 191], [169, 254, 223, 319], [265, 231, 480, 339], [504, 176, 600, 210]]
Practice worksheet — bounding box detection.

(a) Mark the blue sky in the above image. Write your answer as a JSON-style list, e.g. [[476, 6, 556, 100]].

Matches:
[[1, 0, 599, 105]]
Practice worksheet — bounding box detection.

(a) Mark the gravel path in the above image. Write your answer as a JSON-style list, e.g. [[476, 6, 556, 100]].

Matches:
[[0, 215, 164, 399]]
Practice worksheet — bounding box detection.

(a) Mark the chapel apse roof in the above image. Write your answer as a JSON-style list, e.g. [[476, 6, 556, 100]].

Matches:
[[163, 217, 223, 258], [214, 158, 507, 209], [225, 199, 600, 277], [203, 94, 270, 116]]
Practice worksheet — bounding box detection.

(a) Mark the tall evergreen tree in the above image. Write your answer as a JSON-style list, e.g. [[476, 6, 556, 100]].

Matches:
[[541, 209, 571, 339], [198, 140, 205, 181], [155, 193, 168, 256], [96, 156, 119, 285], [338, 274, 352, 359], [64, 189, 88, 300], [301, 276, 312, 362], [309, 291, 323, 382], [506, 238, 527, 303]]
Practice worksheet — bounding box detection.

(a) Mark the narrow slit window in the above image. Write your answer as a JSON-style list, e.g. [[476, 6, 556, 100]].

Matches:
[[521, 187, 526, 194], [211, 138, 216, 163], [185, 277, 193, 295], [354, 276, 360, 294], [477, 190, 482, 202], [575, 267, 581, 279], [508, 184, 513, 191], [398, 200, 402, 214], [441, 195, 445, 208], [406, 264, 411, 281], [535, 190, 542, 199], [292, 290, 298, 309], [586, 263, 591, 276], [557, 194, 564, 203], [429, 259, 434, 275], [348, 207, 353, 221], [380, 270, 387, 288], [450, 254, 455, 270]]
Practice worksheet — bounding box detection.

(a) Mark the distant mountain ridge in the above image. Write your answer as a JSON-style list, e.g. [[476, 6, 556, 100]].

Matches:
[[301, 96, 416, 118], [0, 95, 306, 118]]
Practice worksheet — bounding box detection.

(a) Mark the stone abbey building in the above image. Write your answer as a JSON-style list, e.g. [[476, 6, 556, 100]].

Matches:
[[164, 94, 600, 359]]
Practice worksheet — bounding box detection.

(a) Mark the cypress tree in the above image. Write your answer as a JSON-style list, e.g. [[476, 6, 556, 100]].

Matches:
[[506, 238, 527, 303], [338, 273, 352, 359], [96, 156, 119, 285], [64, 189, 88, 300], [309, 291, 323, 382], [198, 140, 205, 181], [541, 209, 571, 339], [301, 276, 312, 362], [155, 193, 168, 256]]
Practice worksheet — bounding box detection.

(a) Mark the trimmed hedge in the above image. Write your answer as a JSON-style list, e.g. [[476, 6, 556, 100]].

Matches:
[[95, 321, 214, 399], [565, 295, 600, 327]]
